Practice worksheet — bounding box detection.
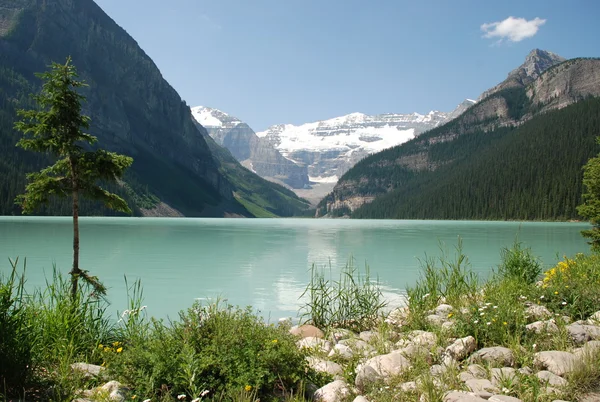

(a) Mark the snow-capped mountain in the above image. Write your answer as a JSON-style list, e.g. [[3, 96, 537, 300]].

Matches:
[[191, 106, 310, 189], [256, 101, 475, 182]]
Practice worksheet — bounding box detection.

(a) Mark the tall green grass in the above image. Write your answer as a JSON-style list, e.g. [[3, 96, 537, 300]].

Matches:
[[299, 258, 387, 332]]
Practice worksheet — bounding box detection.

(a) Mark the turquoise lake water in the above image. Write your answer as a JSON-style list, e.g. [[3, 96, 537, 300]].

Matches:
[[0, 217, 590, 321]]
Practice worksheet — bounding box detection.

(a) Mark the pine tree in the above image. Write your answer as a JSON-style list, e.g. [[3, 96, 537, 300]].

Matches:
[[14, 57, 133, 299]]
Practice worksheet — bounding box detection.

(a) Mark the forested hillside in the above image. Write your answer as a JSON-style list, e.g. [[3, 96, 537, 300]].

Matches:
[[352, 97, 600, 220], [0, 0, 310, 217]]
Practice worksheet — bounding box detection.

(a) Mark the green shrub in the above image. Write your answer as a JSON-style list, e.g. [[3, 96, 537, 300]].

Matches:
[[0, 258, 32, 395], [299, 258, 386, 332], [540, 253, 600, 319], [108, 300, 314, 401], [497, 241, 542, 284]]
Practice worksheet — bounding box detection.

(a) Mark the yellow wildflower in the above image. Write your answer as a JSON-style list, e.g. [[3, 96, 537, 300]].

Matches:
[[503, 322, 508, 326], [245, 385, 252, 392], [272, 339, 278, 344], [104, 347, 110, 352], [117, 347, 123, 353], [98, 344, 103, 349], [113, 341, 121, 347], [447, 313, 453, 318], [554, 291, 559, 295]]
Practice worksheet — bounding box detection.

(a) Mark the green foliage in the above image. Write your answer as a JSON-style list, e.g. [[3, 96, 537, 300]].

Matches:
[[539, 253, 600, 320], [107, 300, 313, 401], [14, 57, 133, 215], [329, 96, 600, 220], [299, 259, 387, 332], [577, 138, 600, 252], [0, 258, 32, 395], [497, 240, 542, 284]]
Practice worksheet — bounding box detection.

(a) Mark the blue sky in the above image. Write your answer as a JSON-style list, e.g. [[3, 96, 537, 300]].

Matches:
[[95, 0, 599, 131]]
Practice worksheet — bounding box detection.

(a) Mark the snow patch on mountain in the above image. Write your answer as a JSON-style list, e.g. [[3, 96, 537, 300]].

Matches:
[[191, 106, 241, 128]]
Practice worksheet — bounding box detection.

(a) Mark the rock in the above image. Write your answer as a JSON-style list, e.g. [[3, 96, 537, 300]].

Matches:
[[518, 366, 532, 375], [70, 363, 105, 378], [444, 390, 489, 402], [525, 304, 552, 321], [328, 343, 354, 360], [386, 306, 410, 326], [469, 347, 515, 367], [490, 367, 517, 387], [353, 397, 369, 402], [534, 351, 577, 376], [82, 381, 127, 402], [359, 330, 376, 342], [313, 380, 351, 402], [355, 352, 411, 388], [442, 321, 457, 331], [397, 344, 433, 363], [444, 336, 477, 364], [290, 324, 325, 339], [435, 304, 454, 316], [566, 323, 600, 344], [488, 396, 523, 402], [332, 329, 355, 342], [579, 393, 600, 402], [410, 331, 438, 348], [525, 319, 559, 334], [297, 337, 332, 353], [536, 370, 568, 387], [306, 357, 343, 377], [399, 381, 417, 392], [464, 378, 499, 395], [431, 364, 445, 377], [339, 338, 376, 356], [574, 340, 600, 358], [426, 314, 446, 326]]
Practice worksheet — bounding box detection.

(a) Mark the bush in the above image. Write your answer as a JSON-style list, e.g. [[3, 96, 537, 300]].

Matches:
[[107, 300, 313, 401], [299, 258, 386, 332], [540, 253, 600, 319], [497, 241, 542, 284]]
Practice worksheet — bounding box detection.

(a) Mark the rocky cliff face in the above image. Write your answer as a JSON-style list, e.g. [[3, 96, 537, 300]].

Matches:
[[478, 49, 566, 100], [0, 0, 310, 217], [257, 102, 475, 183], [192, 106, 310, 189]]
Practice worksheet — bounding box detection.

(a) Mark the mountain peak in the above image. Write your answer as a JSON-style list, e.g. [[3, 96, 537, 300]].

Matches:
[[508, 49, 566, 82]]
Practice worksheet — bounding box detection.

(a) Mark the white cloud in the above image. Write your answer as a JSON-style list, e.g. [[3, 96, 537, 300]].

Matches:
[[481, 16, 546, 43]]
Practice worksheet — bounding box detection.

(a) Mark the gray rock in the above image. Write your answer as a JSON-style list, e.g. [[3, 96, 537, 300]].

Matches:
[[410, 331, 438, 348], [444, 336, 477, 364], [588, 311, 600, 323], [426, 314, 446, 327], [328, 343, 354, 360], [469, 347, 515, 367], [385, 306, 410, 326], [306, 357, 343, 377], [290, 324, 325, 339], [339, 338, 376, 356], [490, 367, 518, 388], [352, 397, 369, 402], [313, 380, 351, 402], [332, 329, 355, 342], [397, 344, 433, 363], [435, 304, 454, 316], [70, 363, 105, 378], [526, 319, 559, 334], [355, 352, 411, 388], [536, 370, 568, 387], [488, 396, 523, 402], [359, 330, 376, 342], [579, 393, 600, 402], [464, 378, 499, 394], [297, 337, 332, 353], [398, 381, 417, 392], [574, 340, 600, 358], [525, 304, 552, 321], [444, 390, 489, 402], [82, 381, 127, 402], [534, 351, 577, 376], [567, 323, 600, 344]]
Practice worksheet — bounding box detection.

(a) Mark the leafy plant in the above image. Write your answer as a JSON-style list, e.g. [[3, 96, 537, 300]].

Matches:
[[497, 240, 542, 284]]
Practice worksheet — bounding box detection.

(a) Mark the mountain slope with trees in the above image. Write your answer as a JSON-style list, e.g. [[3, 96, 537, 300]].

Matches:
[[317, 52, 600, 220], [0, 0, 309, 217]]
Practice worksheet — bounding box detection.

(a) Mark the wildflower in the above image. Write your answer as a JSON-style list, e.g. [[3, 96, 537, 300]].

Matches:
[[113, 341, 121, 347], [104, 347, 110, 352], [565, 285, 569, 288], [554, 291, 559, 295], [532, 343, 537, 349], [493, 306, 498, 309], [473, 320, 479, 324], [98, 344, 103, 349], [480, 312, 485, 316], [503, 322, 508, 325], [519, 295, 527, 300], [486, 322, 491, 326], [117, 347, 123, 353], [485, 302, 492, 306], [540, 295, 545, 299], [131, 396, 137, 400], [200, 390, 210, 397], [245, 385, 252, 392], [447, 313, 453, 318], [177, 395, 186, 401], [143, 400, 152, 402], [562, 301, 567, 305], [272, 339, 278, 344]]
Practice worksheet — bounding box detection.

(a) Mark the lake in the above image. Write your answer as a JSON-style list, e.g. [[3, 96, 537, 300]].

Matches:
[[0, 217, 590, 322]]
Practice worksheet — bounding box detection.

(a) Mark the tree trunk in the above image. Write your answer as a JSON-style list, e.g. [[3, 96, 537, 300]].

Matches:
[[69, 160, 81, 300]]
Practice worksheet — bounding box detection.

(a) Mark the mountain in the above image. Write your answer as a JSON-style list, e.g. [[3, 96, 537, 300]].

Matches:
[[0, 0, 310, 217], [191, 106, 310, 189], [254, 101, 474, 202], [318, 51, 600, 219]]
